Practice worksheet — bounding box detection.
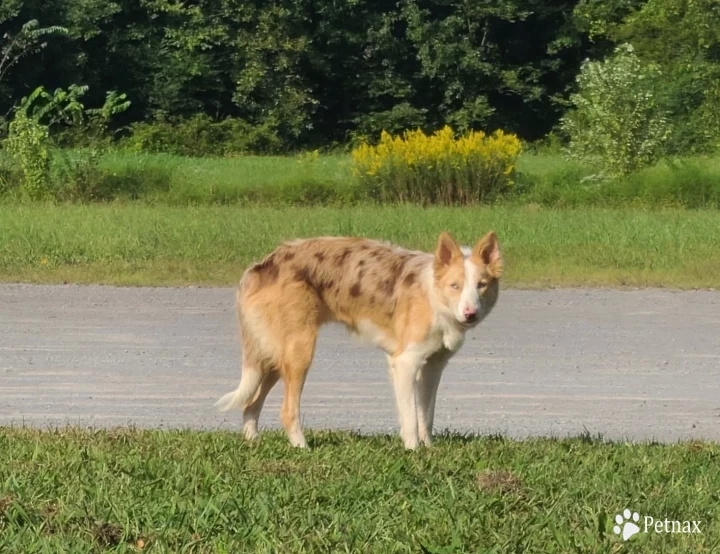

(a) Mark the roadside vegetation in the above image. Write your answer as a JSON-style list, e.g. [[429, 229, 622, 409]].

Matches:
[[4, 148, 720, 209], [0, 0, 719, 210]]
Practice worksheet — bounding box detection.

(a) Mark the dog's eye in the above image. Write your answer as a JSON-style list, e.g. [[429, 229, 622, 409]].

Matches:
[[450, 283, 459, 290], [477, 280, 488, 289]]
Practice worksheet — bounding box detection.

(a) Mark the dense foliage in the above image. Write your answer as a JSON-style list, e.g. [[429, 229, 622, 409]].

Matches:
[[575, 0, 720, 154], [1, 0, 719, 209], [2, 0, 718, 155], [3, 84, 130, 200], [0, 0, 589, 150]]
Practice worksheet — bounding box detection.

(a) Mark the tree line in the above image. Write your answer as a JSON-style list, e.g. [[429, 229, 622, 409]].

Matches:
[[1, 0, 718, 152]]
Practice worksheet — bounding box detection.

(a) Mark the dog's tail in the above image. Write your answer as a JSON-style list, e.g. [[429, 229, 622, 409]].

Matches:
[[215, 368, 264, 412], [216, 267, 273, 413]]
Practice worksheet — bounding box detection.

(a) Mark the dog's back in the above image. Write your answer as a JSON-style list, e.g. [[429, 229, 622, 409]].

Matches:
[[240, 236, 432, 333]]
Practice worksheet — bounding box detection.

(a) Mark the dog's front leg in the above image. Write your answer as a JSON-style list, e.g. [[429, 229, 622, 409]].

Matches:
[[388, 351, 423, 450], [417, 350, 451, 447]]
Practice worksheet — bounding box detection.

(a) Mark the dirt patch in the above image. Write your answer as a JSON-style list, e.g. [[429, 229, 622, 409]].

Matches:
[[40, 503, 60, 534], [0, 495, 14, 516], [476, 470, 523, 495], [94, 522, 124, 547]]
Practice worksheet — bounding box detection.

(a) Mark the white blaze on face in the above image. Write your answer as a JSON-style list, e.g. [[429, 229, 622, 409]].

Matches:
[[455, 257, 481, 323]]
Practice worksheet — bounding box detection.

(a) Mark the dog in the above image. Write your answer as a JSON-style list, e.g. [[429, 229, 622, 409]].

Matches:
[[216, 230, 502, 449]]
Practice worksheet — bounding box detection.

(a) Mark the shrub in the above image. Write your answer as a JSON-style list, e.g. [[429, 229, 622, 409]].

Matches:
[[4, 108, 53, 200], [351, 126, 521, 204], [693, 82, 720, 153], [561, 44, 672, 176], [1, 85, 129, 201], [0, 153, 23, 195], [121, 115, 282, 157], [623, 159, 720, 208]]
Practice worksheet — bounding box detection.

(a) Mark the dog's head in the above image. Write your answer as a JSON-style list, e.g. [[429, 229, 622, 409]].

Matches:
[[432, 230, 502, 327]]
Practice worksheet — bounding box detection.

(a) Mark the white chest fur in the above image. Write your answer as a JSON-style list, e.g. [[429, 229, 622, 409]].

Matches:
[[410, 317, 466, 363], [441, 323, 465, 352]]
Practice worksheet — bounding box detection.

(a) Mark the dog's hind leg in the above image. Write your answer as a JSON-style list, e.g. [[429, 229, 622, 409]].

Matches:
[[279, 328, 318, 448], [416, 350, 451, 447], [242, 370, 280, 440]]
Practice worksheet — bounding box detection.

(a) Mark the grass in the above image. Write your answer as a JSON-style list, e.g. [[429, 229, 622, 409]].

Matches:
[[1, 428, 718, 553], [2, 150, 720, 288], [0, 204, 720, 288], [0, 204, 719, 288], [0, 150, 357, 205]]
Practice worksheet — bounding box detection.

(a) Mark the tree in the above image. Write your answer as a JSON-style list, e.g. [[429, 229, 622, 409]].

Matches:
[[574, 0, 720, 153], [0, 0, 596, 150], [562, 44, 671, 175], [1, 19, 66, 96]]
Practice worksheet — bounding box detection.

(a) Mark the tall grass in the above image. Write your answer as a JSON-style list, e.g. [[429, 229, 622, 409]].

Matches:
[[100, 151, 358, 205], [1, 204, 718, 288], [517, 154, 720, 208], [0, 150, 359, 205], [3, 149, 720, 207]]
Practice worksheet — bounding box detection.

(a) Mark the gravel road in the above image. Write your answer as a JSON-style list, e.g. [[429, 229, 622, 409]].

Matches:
[[1, 284, 719, 442]]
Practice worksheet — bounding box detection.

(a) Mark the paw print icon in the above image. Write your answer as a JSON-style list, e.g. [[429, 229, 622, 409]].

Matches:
[[614, 509, 641, 541]]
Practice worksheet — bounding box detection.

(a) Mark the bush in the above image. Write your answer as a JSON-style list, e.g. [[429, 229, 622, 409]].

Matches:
[[121, 115, 282, 157], [4, 109, 53, 200], [561, 44, 672, 176], [51, 148, 103, 201], [96, 164, 173, 200], [1, 85, 129, 202], [351, 103, 429, 143], [351, 126, 521, 204], [622, 159, 720, 208]]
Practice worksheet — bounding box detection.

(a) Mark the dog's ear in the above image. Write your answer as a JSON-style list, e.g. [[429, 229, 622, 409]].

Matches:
[[434, 231, 463, 272], [473, 231, 503, 278]]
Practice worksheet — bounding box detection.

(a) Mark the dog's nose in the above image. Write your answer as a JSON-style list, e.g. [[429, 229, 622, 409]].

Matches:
[[463, 307, 477, 321]]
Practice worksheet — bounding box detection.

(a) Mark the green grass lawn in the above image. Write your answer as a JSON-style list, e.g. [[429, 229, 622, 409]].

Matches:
[[1, 204, 719, 288], [0, 429, 718, 553]]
